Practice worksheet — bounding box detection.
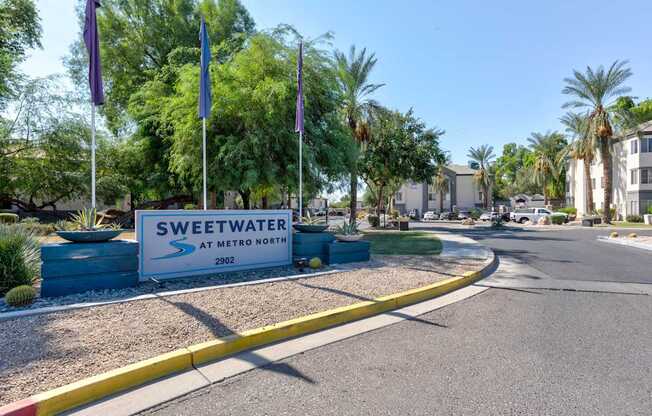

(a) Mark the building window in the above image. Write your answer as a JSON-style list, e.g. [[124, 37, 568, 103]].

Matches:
[[642, 168, 650, 185], [630, 200, 639, 215], [631, 167, 652, 185], [592, 178, 596, 189], [631, 169, 638, 185], [641, 138, 651, 153], [479, 191, 484, 201], [631, 139, 639, 154], [600, 177, 604, 189], [395, 192, 403, 202]]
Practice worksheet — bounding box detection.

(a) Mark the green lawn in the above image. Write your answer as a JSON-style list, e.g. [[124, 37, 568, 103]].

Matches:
[[363, 231, 442, 255]]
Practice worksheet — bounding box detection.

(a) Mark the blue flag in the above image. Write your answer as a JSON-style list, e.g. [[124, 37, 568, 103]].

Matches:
[[199, 17, 212, 119]]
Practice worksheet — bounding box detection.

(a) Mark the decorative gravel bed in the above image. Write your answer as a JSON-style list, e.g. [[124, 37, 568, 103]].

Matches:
[[0, 264, 333, 313], [0, 253, 488, 406]]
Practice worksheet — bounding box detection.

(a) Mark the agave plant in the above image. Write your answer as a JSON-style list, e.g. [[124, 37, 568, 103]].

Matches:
[[69, 208, 107, 231], [334, 221, 360, 236], [300, 212, 325, 225]]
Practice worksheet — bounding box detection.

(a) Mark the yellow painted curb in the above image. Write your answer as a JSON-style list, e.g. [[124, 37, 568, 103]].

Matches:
[[31, 349, 192, 416], [22, 255, 492, 415], [189, 269, 486, 366]]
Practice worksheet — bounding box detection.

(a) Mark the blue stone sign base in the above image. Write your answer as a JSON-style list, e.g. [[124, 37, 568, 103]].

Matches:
[[292, 232, 335, 263], [40, 240, 139, 297], [326, 241, 371, 264]]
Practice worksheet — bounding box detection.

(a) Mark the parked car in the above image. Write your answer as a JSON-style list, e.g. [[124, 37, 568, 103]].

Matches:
[[408, 208, 419, 220], [457, 211, 471, 220], [314, 209, 327, 217], [423, 211, 438, 221], [509, 208, 552, 224], [479, 211, 500, 221], [439, 211, 457, 220], [501, 212, 511, 222]]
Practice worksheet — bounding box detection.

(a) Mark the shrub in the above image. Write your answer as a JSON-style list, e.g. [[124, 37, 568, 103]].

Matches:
[[470, 208, 482, 220], [597, 207, 617, 218], [20, 217, 40, 224], [557, 207, 577, 215], [626, 215, 643, 223], [537, 216, 551, 225], [648, 205, 652, 215], [4, 285, 36, 307], [367, 215, 380, 228], [183, 203, 197, 210], [0, 225, 40, 296], [16, 222, 56, 236], [551, 214, 565, 225], [390, 210, 399, 219], [0, 213, 19, 224], [610, 231, 619, 238]]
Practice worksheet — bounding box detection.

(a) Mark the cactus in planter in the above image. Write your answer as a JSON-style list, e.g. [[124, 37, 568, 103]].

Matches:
[[5, 285, 36, 307]]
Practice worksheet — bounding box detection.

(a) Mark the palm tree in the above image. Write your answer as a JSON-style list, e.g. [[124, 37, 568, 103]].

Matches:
[[432, 152, 451, 213], [562, 61, 633, 223], [467, 145, 495, 209], [334, 45, 384, 224], [527, 131, 565, 205], [560, 112, 595, 214]]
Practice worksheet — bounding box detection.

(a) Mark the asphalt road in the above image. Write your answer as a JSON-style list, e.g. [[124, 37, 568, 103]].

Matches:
[[143, 224, 652, 416]]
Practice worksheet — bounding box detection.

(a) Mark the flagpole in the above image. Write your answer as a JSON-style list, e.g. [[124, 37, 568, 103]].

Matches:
[[91, 103, 96, 209], [202, 118, 207, 210], [299, 130, 303, 219]]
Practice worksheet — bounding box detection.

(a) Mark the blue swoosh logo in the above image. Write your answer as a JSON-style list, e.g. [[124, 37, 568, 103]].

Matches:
[[152, 237, 196, 260]]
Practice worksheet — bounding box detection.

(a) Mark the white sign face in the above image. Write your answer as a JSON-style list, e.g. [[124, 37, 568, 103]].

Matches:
[[136, 210, 292, 280]]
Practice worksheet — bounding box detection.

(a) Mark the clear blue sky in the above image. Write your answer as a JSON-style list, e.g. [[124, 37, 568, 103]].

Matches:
[[22, 0, 652, 165]]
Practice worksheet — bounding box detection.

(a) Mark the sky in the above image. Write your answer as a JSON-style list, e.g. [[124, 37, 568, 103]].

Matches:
[[22, 0, 652, 168]]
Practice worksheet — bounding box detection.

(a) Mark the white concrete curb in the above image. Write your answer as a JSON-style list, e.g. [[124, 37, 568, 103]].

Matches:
[[596, 236, 652, 252]]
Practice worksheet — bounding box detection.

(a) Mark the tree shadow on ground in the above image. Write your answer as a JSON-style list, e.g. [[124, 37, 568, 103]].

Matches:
[[157, 297, 315, 384], [293, 281, 448, 329]]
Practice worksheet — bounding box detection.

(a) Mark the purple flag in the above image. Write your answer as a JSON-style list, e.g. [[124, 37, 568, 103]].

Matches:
[[295, 41, 304, 133], [199, 16, 212, 119], [84, 0, 104, 105]]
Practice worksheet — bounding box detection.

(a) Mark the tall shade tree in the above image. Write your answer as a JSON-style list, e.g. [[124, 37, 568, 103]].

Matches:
[[560, 112, 595, 213], [334, 45, 384, 224], [527, 131, 566, 206], [0, 0, 42, 110], [562, 60, 632, 223], [358, 108, 444, 216], [467, 145, 495, 209]]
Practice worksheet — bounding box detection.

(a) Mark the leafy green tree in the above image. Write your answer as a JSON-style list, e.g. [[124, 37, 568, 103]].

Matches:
[[560, 112, 595, 212], [334, 45, 384, 223], [491, 143, 537, 199], [67, 0, 255, 132], [611, 96, 652, 129], [467, 145, 495, 208], [1, 76, 125, 210], [155, 31, 350, 208], [562, 60, 632, 223], [358, 108, 444, 215], [527, 131, 567, 205], [0, 0, 41, 110]]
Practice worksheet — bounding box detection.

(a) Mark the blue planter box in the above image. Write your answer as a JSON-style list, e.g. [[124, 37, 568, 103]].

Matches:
[[292, 232, 335, 263], [40, 240, 139, 297], [327, 241, 371, 264]]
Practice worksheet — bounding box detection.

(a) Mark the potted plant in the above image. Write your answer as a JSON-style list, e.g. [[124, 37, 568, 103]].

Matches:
[[398, 216, 410, 231], [293, 212, 329, 233], [56, 208, 122, 243], [334, 221, 364, 242]]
